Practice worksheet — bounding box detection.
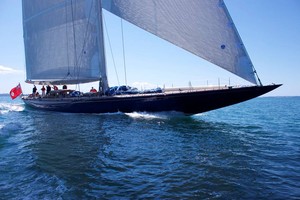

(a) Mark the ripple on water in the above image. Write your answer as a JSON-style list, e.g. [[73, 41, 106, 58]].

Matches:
[[0, 97, 299, 198]]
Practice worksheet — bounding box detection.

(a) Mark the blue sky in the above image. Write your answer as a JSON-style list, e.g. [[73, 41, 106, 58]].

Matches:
[[0, 0, 299, 96]]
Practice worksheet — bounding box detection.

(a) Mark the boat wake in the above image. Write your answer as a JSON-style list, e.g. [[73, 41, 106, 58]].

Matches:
[[0, 103, 25, 114], [125, 111, 185, 120]]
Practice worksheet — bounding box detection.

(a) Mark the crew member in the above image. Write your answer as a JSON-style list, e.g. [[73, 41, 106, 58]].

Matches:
[[46, 85, 51, 95], [41, 85, 46, 97], [32, 85, 37, 96], [90, 87, 97, 93]]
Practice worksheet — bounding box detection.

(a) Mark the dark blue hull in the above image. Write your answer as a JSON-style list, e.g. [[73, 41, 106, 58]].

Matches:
[[22, 85, 281, 114]]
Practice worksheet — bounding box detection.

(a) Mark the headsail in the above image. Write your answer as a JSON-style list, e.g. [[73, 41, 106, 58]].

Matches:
[[22, 0, 108, 89], [102, 0, 258, 84]]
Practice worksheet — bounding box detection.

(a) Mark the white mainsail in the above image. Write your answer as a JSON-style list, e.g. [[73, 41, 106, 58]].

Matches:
[[102, 0, 258, 84], [22, 0, 108, 89]]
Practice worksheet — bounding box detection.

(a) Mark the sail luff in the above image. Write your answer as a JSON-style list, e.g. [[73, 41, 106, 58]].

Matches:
[[102, 0, 258, 84], [22, 0, 31, 82], [220, 0, 258, 85]]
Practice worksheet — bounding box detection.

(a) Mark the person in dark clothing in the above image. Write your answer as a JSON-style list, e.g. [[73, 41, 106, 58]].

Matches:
[[46, 85, 51, 95], [32, 85, 37, 96], [63, 85, 67, 89]]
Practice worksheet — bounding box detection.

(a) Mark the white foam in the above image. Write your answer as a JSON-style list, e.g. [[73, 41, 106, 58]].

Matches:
[[126, 112, 160, 119], [125, 111, 184, 120], [0, 103, 25, 114]]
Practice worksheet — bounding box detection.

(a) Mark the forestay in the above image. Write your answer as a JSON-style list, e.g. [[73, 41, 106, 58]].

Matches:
[[102, 0, 258, 84], [22, 0, 108, 86]]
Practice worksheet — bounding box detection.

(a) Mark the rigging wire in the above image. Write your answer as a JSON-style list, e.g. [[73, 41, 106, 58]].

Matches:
[[65, 0, 95, 91], [103, 14, 120, 86], [62, 0, 74, 84], [74, 0, 95, 91], [60, 0, 76, 88], [70, 0, 77, 78], [253, 68, 263, 86], [121, 19, 127, 86], [65, 1, 70, 78]]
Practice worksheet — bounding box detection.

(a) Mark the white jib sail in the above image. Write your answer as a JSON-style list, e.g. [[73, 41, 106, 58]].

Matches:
[[102, 0, 258, 84]]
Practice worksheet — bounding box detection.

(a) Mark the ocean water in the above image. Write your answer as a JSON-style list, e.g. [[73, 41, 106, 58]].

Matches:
[[0, 94, 299, 199]]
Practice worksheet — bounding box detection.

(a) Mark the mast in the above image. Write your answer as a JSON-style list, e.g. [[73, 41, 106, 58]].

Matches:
[[96, 0, 109, 94]]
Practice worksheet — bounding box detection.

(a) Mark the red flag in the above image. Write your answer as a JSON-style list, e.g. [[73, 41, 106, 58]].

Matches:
[[10, 83, 22, 100]]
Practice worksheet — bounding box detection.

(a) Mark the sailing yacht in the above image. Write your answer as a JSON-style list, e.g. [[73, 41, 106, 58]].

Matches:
[[21, 0, 281, 114]]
